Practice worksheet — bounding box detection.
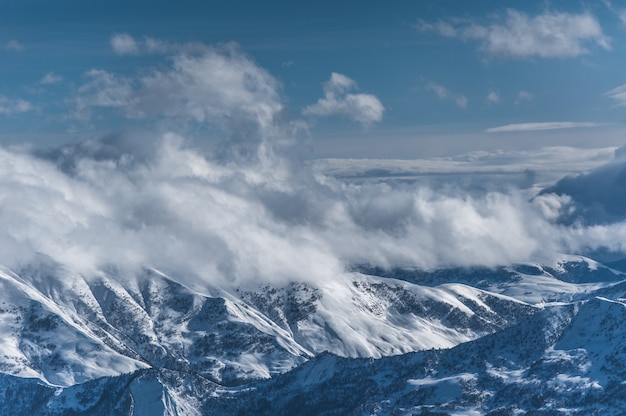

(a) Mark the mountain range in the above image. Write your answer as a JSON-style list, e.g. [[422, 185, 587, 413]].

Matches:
[[1, 254, 626, 414]]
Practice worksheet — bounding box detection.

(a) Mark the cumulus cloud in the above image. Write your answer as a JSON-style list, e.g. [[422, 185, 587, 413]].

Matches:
[[303, 72, 384, 126], [486, 91, 500, 104], [0, 139, 517, 285], [418, 9, 610, 59], [0, 96, 33, 115], [111, 33, 140, 55], [0, 130, 621, 294], [0, 135, 338, 287], [71, 43, 283, 140], [71, 69, 137, 120], [486, 122, 604, 133], [425, 82, 467, 108], [540, 150, 626, 225], [40, 72, 63, 85]]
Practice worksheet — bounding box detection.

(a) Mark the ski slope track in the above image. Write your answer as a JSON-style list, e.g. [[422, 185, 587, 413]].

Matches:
[[1, 256, 626, 414]]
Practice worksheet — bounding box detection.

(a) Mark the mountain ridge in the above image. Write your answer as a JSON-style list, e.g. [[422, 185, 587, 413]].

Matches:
[[0, 255, 625, 414]]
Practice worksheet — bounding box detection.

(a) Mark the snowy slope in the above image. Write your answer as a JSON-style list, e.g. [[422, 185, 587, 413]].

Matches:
[[240, 273, 535, 358], [203, 297, 626, 415], [0, 258, 536, 387], [0, 255, 625, 414], [0, 261, 313, 386]]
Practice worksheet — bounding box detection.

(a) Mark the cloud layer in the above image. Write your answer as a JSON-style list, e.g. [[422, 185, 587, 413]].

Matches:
[[0, 131, 624, 294], [418, 9, 610, 59], [540, 147, 626, 224], [0, 37, 624, 293], [486, 122, 604, 133]]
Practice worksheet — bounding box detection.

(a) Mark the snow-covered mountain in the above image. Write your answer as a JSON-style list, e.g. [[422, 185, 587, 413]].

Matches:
[[1, 254, 626, 414], [0, 255, 537, 387]]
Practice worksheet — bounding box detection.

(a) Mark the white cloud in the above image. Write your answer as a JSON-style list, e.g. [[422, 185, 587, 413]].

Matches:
[[0, 96, 33, 115], [541, 153, 626, 224], [1, 39, 624, 295], [425, 81, 448, 100], [0, 131, 621, 293], [418, 9, 610, 59], [4, 40, 23, 52], [605, 84, 626, 106], [515, 90, 533, 104], [110, 34, 205, 56], [143, 37, 170, 54], [39, 72, 63, 85], [602, 1, 626, 26], [486, 122, 603, 134], [425, 82, 467, 108], [71, 69, 137, 120], [138, 44, 283, 132], [111, 33, 140, 55], [486, 91, 500, 104], [325, 73, 357, 92], [315, 146, 616, 187], [303, 72, 384, 126], [71, 43, 283, 135], [455, 95, 468, 109], [415, 20, 458, 37], [0, 140, 543, 282]]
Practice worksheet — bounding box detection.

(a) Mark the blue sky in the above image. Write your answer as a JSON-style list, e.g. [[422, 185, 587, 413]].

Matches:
[[1, 0, 626, 157]]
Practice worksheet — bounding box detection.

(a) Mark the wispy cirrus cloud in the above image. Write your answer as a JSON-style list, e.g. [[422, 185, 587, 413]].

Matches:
[[110, 33, 204, 56], [486, 121, 604, 134], [605, 84, 626, 106], [4, 40, 23, 52], [0, 96, 33, 115], [303, 72, 384, 126], [425, 82, 467, 109], [417, 9, 610, 59], [603, 1, 626, 26]]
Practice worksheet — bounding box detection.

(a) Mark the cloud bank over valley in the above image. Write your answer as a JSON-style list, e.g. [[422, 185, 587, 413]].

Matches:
[[0, 36, 624, 293]]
